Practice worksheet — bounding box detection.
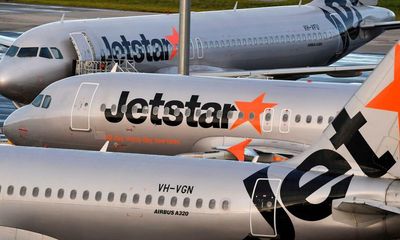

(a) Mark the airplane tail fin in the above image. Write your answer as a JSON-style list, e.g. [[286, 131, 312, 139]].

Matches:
[[292, 41, 400, 179], [309, 0, 378, 7]]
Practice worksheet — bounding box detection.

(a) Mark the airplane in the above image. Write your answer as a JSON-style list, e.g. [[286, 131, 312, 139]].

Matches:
[[0, 40, 399, 240], [0, 0, 399, 106], [3, 72, 360, 162]]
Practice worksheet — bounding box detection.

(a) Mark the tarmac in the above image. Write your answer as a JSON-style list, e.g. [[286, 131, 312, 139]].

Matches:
[[0, 2, 398, 239]]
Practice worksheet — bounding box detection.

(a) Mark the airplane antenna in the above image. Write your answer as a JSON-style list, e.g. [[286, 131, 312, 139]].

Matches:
[[60, 13, 65, 23], [233, 1, 238, 11], [100, 141, 109, 152], [298, 0, 302, 6]]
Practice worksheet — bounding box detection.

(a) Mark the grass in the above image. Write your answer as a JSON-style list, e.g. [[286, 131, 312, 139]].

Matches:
[[2, 0, 400, 19]]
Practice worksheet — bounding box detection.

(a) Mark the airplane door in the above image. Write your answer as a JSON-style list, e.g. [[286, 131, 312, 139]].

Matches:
[[70, 83, 99, 131], [250, 178, 281, 238], [195, 37, 204, 59], [70, 32, 96, 61]]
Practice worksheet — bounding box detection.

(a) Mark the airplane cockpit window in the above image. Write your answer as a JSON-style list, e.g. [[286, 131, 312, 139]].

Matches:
[[32, 94, 44, 107], [50, 47, 63, 59], [17, 47, 38, 57], [39, 47, 53, 59], [42, 95, 52, 109], [5, 45, 19, 57]]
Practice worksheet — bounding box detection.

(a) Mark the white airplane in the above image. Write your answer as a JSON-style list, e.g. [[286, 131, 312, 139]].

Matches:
[[3, 74, 359, 161], [0, 40, 399, 240], [0, 0, 398, 105]]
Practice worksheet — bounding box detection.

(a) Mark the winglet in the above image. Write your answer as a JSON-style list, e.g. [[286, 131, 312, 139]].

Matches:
[[227, 139, 252, 161]]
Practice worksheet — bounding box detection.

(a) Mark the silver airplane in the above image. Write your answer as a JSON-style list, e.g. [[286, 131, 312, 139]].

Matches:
[[0, 0, 398, 105], [0, 40, 399, 240], [3, 73, 359, 161]]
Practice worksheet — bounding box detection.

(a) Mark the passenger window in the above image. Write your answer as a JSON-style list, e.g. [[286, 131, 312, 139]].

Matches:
[[265, 112, 272, 121], [152, 106, 159, 115], [171, 196, 177, 207], [238, 112, 244, 119], [17, 47, 38, 57], [317, 116, 323, 124], [282, 113, 289, 122], [222, 200, 230, 210], [57, 189, 64, 199], [158, 196, 165, 206], [184, 108, 191, 117], [206, 109, 212, 118], [39, 47, 53, 59], [20, 186, 27, 196], [145, 195, 152, 205], [7, 186, 14, 195], [174, 108, 180, 117], [183, 197, 190, 208], [121, 105, 127, 113], [45, 188, 52, 198], [5, 45, 19, 57], [70, 190, 77, 200], [328, 116, 335, 123], [295, 114, 301, 123], [133, 194, 140, 204], [95, 191, 102, 201], [50, 47, 63, 59], [83, 190, 89, 200], [42, 95, 52, 109], [120, 193, 127, 203], [196, 199, 203, 208], [306, 115, 312, 123], [249, 112, 255, 120], [100, 104, 106, 112], [32, 187, 39, 197], [108, 192, 114, 202], [32, 94, 43, 107], [209, 199, 216, 209]]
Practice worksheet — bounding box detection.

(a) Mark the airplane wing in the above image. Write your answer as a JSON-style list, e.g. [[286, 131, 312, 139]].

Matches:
[[332, 198, 400, 227], [192, 65, 376, 80], [361, 21, 400, 31], [178, 137, 308, 163], [0, 32, 22, 48]]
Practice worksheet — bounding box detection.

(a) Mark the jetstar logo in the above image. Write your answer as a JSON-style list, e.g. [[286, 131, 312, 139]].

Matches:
[[101, 27, 179, 63], [104, 92, 276, 134]]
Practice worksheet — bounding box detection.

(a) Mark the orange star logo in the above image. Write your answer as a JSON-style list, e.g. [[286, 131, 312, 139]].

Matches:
[[166, 27, 179, 60], [366, 44, 400, 133], [230, 93, 277, 134]]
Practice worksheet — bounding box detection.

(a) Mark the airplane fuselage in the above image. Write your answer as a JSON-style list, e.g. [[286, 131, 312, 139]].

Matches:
[[0, 2, 394, 104], [4, 73, 359, 157], [0, 146, 398, 240]]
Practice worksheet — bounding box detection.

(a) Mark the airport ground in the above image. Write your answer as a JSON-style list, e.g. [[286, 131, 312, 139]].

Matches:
[[0, 2, 398, 239]]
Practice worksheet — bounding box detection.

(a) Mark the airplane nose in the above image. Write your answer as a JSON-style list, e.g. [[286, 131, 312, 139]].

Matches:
[[3, 108, 28, 145], [0, 62, 38, 105]]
